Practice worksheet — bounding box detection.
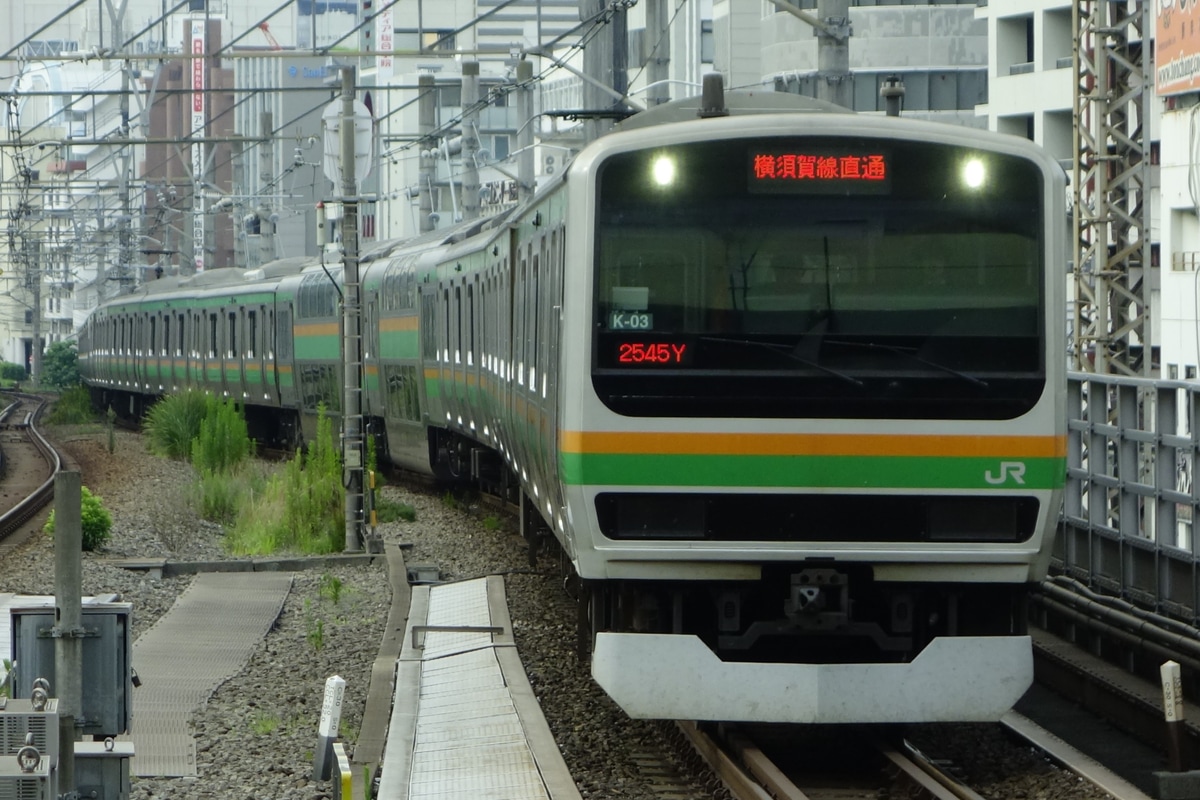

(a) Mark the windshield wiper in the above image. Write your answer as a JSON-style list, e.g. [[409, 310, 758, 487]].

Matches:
[[698, 335, 864, 387], [822, 338, 989, 388]]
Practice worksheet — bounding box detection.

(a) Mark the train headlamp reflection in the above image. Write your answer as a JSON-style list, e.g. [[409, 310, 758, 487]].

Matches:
[[652, 155, 676, 187], [962, 158, 986, 189]]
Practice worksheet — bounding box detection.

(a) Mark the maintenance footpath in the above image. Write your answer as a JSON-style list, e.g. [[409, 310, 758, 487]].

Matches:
[[103, 546, 580, 800]]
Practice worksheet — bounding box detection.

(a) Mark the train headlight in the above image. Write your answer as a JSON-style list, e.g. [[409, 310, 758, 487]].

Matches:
[[651, 155, 676, 188], [962, 157, 986, 190]]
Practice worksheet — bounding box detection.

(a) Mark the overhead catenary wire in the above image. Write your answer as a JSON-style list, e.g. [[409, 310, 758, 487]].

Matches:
[[0, 0, 642, 292]]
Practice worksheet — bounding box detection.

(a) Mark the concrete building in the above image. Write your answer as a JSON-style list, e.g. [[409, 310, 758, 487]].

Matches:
[[1, 0, 1174, 389], [0, 60, 130, 373], [1155, 2, 1200, 380], [716, 1, 988, 126]]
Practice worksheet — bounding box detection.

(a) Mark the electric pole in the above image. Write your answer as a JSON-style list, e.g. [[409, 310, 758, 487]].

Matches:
[[338, 66, 365, 553], [1073, 0, 1152, 376]]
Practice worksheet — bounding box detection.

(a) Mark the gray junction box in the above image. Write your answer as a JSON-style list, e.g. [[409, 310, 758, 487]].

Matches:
[[8, 602, 133, 737], [75, 740, 134, 800]]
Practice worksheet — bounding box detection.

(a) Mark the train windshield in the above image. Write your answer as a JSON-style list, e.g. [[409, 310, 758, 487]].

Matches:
[[591, 136, 1047, 420]]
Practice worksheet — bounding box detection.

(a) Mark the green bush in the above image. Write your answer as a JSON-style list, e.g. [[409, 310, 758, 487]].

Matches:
[[45, 386, 95, 425], [143, 390, 209, 459], [43, 486, 113, 551], [375, 496, 415, 523], [41, 341, 79, 389], [0, 361, 26, 382], [225, 405, 343, 555], [191, 395, 254, 474], [190, 467, 246, 524]]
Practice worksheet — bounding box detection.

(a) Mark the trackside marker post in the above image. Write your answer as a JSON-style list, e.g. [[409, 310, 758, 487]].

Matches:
[[1162, 660, 1186, 772], [313, 675, 346, 781]]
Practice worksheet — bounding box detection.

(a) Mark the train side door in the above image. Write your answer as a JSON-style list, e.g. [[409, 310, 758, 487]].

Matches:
[[251, 305, 270, 404], [420, 287, 444, 434], [234, 306, 247, 402], [275, 304, 296, 411], [133, 313, 145, 391], [363, 296, 379, 423], [143, 312, 156, 392]]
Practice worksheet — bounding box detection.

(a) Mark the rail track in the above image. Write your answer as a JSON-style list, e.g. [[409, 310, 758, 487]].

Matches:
[[0, 392, 60, 548], [1, 402, 1167, 800], [675, 714, 1151, 800], [678, 722, 982, 800]]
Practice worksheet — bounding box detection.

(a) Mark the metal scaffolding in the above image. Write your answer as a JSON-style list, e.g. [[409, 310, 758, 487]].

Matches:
[[1072, 0, 1153, 376]]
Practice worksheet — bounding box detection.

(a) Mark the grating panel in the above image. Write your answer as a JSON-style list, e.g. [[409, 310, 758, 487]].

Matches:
[[128, 572, 291, 778]]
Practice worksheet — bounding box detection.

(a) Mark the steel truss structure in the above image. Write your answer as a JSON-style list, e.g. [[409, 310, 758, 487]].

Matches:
[[1072, 0, 1153, 376]]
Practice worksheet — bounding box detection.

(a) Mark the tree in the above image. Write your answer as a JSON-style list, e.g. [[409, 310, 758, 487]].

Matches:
[[41, 340, 80, 389]]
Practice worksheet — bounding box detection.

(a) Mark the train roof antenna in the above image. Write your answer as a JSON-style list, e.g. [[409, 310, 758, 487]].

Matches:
[[698, 73, 729, 119]]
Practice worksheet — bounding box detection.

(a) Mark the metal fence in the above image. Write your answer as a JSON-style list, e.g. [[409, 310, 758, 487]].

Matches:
[[1058, 371, 1200, 624]]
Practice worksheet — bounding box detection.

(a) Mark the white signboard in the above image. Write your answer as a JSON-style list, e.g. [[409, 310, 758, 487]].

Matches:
[[190, 19, 206, 272], [376, 5, 393, 79]]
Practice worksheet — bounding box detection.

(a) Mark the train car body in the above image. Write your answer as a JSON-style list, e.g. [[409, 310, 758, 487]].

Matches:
[[78, 88, 1066, 725], [567, 109, 1066, 724]]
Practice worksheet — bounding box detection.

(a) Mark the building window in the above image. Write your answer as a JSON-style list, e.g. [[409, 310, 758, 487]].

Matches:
[[492, 134, 510, 161], [396, 30, 455, 52]]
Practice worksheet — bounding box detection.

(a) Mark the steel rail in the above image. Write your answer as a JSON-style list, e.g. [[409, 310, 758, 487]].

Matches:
[[0, 394, 61, 543]]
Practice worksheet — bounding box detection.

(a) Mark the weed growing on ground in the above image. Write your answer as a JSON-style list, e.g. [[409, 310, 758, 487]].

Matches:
[[304, 599, 325, 651], [225, 405, 343, 555], [374, 496, 416, 523], [249, 712, 281, 735], [143, 390, 209, 460], [319, 573, 343, 605], [44, 385, 94, 425]]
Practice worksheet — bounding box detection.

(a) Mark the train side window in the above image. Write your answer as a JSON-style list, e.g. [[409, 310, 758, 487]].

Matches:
[[209, 313, 218, 359], [454, 285, 462, 364], [420, 292, 436, 360], [248, 310, 258, 359], [163, 315, 171, 358], [228, 312, 237, 359], [149, 316, 157, 357], [529, 250, 539, 391], [514, 254, 526, 386], [469, 280, 477, 368], [443, 289, 451, 363], [277, 308, 292, 360]]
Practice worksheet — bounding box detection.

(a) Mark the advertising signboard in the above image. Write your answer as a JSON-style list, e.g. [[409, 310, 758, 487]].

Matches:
[[1157, 1, 1200, 96]]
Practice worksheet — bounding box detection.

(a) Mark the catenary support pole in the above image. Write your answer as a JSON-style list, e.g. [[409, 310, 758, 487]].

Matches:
[[54, 470, 84, 796], [340, 66, 364, 553], [462, 61, 480, 221]]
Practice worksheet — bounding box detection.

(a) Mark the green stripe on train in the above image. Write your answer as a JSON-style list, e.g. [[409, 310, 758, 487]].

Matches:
[[559, 453, 1065, 490], [379, 331, 419, 359], [294, 335, 340, 360]]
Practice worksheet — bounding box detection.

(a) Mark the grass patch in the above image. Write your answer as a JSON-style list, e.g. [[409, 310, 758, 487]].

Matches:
[[319, 573, 343, 605], [249, 711, 281, 735], [375, 496, 416, 523], [304, 600, 325, 651], [223, 405, 343, 555], [44, 386, 95, 425], [143, 390, 210, 460]]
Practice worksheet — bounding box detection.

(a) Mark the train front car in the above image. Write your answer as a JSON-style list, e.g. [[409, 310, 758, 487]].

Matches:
[[562, 112, 1066, 724]]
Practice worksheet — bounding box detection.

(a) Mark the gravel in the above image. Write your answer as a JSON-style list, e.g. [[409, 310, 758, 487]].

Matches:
[[7, 427, 710, 800], [4, 426, 1121, 800]]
